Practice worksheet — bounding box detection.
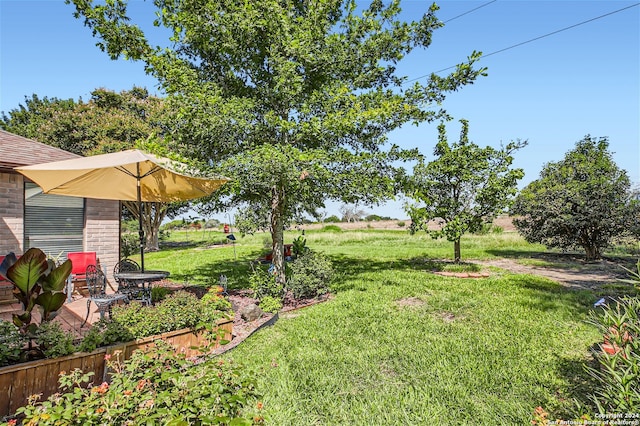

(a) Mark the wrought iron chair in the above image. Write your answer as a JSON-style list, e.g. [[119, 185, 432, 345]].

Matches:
[[82, 264, 129, 327], [113, 258, 146, 303]]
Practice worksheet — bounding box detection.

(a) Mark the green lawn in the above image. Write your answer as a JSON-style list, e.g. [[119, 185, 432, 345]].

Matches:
[[141, 229, 619, 424]]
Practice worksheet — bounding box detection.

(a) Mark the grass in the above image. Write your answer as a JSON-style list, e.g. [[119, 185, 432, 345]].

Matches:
[[141, 229, 637, 424]]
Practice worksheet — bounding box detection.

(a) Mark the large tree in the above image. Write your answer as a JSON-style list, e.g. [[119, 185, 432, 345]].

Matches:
[[68, 0, 486, 284], [406, 119, 526, 262], [511, 135, 634, 261], [1, 88, 187, 251]]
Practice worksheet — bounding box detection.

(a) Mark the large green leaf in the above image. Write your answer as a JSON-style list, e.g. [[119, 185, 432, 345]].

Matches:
[[41, 259, 72, 292], [35, 292, 67, 321], [6, 248, 48, 296]]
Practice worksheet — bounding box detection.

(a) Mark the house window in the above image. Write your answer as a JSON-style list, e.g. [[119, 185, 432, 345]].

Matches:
[[24, 182, 84, 257]]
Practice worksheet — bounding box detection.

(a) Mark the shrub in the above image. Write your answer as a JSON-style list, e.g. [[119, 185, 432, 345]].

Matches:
[[119, 233, 138, 258], [249, 265, 284, 301], [34, 321, 76, 359], [287, 252, 334, 299], [0, 320, 27, 366], [324, 215, 341, 223], [259, 296, 283, 314], [77, 319, 134, 353], [585, 296, 640, 413], [112, 291, 230, 339], [201, 287, 233, 312], [396, 221, 405, 227], [151, 286, 172, 303], [15, 341, 263, 425], [320, 224, 342, 232]]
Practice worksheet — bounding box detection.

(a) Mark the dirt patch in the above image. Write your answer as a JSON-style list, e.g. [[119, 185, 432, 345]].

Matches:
[[394, 296, 426, 308], [470, 256, 627, 291]]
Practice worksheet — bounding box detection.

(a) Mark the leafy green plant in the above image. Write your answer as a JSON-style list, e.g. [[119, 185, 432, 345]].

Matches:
[[585, 297, 640, 413], [111, 291, 230, 339], [259, 296, 283, 314], [77, 319, 134, 353], [120, 233, 138, 258], [0, 320, 27, 366], [249, 265, 284, 301], [14, 341, 263, 425], [150, 286, 171, 303], [33, 321, 76, 359], [287, 251, 334, 299], [396, 221, 405, 228], [0, 248, 71, 334], [201, 287, 233, 311], [292, 236, 309, 257], [620, 259, 640, 291]]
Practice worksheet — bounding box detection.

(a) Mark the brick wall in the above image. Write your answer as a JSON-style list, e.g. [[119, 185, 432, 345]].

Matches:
[[85, 199, 120, 283], [0, 172, 24, 255]]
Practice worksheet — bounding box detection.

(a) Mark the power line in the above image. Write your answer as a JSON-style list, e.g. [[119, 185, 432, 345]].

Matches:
[[443, 0, 497, 24], [406, 2, 640, 83]]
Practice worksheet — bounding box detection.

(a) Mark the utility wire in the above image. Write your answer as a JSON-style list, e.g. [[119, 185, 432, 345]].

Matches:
[[406, 2, 640, 83], [443, 0, 497, 24]]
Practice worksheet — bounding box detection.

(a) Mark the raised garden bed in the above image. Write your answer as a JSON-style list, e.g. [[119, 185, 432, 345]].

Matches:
[[0, 318, 232, 417]]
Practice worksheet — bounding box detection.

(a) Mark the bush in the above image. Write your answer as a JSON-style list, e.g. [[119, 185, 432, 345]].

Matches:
[[320, 225, 342, 232], [120, 233, 138, 258], [112, 291, 231, 339], [151, 286, 172, 303], [585, 296, 640, 413], [0, 320, 27, 366], [249, 265, 284, 301], [15, 340, 263, 425], [259, 295, 283, 313], [324, 215, 341, 223], [396, 221, 405, 227], [77, 319, 134, 353], [34, 321, 76, 359], [287, 251, 334, 299]]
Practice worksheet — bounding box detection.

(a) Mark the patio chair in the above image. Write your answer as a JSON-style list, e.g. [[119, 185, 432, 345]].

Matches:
[[83, 264, 128, 327], [67, 251, 97, 301], [113, 258, 145, 302]]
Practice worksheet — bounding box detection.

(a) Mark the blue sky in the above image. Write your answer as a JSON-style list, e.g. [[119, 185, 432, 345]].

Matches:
[[1, 0, 638, 220]]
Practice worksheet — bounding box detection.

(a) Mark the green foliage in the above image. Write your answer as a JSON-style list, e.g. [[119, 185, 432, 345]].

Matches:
[[120, 233, 138, 259], [77, 319, 134, 353], [407, 120, 526, 262], [0, 248, 71, 333], [620, 260, 640, 292], [201, 287, 233, 312], [249, 265, 284, 301], [111, 291, 230, 339], [259, 296, 283, 314], [396, 221, 406, 228], [324, 215, 341, 223], [585, 297, 640, 413], [0, 320, 27, 366], [292, 236, 309, 257], [33, 321, 76, 359], [511, 136, 634, 261], [287, 252, 334, 299], [473, 223, 504, 235], [67, 0, 486, 290], [320, 225, 342, 233], [150, 286, 171, 303], [15, 341, 263, 425]]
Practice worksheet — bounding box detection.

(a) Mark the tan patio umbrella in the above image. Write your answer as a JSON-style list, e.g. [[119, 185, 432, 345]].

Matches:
[[16, 149, 228, 270]]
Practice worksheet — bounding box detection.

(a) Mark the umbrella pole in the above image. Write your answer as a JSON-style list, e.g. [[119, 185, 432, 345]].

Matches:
[[137, 166, 145, 272]]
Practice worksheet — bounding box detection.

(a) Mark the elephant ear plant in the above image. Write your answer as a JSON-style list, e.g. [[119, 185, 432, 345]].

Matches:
[[0, 248, 71, 336]]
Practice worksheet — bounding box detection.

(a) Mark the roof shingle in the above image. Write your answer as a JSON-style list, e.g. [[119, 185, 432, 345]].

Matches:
[[0, 130, 80, 171]]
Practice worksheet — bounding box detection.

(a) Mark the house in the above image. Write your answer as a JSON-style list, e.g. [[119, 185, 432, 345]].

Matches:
[[0, 130, 120, 302]]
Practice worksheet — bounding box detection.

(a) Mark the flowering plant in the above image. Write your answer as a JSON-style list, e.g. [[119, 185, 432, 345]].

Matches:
[[8, 341, 263, 425]]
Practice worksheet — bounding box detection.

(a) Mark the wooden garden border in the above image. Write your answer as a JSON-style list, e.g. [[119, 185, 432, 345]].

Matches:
[[0, 318, 233, 417]]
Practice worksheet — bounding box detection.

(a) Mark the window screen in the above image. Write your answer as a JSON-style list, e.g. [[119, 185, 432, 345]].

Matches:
[[24, 182, 85, 257]]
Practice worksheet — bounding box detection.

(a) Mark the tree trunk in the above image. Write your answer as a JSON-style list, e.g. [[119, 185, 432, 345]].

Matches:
[[270, 186, 286, 286], [454, 239, 461, 263], [584, 244, 601, 262], [123, 201, 168, 252]]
